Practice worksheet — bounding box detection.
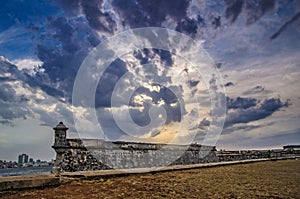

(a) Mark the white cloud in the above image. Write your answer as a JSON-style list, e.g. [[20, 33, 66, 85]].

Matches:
[[12, 58, 44, 75], [0, 27, 27, 45]]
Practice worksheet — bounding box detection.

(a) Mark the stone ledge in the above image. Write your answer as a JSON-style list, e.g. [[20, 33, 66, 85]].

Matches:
[[0, 174, 60, 191]]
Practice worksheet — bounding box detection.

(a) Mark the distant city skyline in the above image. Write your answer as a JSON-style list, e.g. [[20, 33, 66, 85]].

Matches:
[[0, 153, 52, 169]]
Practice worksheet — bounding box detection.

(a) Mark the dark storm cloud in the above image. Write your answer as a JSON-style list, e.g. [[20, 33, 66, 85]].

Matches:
[[242, 85, 272, 95], [188, 80, 200, 87], [270, 12, 300, 40], [34, 12, 174, 110], [198, 118, 210, 130], [29, 0, 117, 104], [158, 86, 183, 105], [224, 82, 234, 87], [0, 60, 33, 122], [128, 103, 181, 127], [34, 16, 101, 101], [225, 97, 290, 128], [129, 103, 181, 127], [245, 0, 275, 24], [30, 0, 192, 108], [0, 59, 31, 101], [153, 49, 173, 66], [197, 15, 206, 27], [96, 84, 184, 139], [224, 0, 244, 23], [0, 101, 32, 121], [212, 16, 221, 29], [0, 84, 29, 103], [56, 0, 116, 34], [133, 48, 173, 68], [96, 58, 128, 108], [112, 0, 190, 27], [133, 49, 151, 65], [26, 75, 65, 99], [0, 58, 72, 127], [224, 0, 276, 24], [227, 96, 257, 109], [128, 85, 184, 126], [216, 63, 222, 69], [112, 0, 147, 27], [0, 59, 62, 99], [0, 58, 20, 77], [137, 0, 190, 23], [81, 1, 116, 33], [175, 17, 198, 37]]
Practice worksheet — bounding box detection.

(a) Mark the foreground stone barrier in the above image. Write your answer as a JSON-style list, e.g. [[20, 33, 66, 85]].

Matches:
[[0, 175, 59, 191]]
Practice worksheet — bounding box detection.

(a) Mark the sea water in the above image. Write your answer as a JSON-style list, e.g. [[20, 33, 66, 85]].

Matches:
[[0, 166, 52, 177]]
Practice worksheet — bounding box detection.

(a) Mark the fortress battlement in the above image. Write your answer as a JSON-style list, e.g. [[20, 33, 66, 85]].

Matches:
[[51, 122, 218, 174]]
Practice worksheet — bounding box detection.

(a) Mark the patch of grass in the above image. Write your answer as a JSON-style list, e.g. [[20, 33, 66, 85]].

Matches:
[[2, 159, 300, 199]]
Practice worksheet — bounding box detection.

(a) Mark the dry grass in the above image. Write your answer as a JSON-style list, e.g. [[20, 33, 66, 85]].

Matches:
[[1, 159, 300, 199]]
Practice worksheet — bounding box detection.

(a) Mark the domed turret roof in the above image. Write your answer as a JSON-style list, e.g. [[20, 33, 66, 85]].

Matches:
[[53, 122, 69, 130]]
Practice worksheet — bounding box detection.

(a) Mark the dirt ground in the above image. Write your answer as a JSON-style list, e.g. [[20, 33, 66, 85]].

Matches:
[[1, 159, 300, 199]]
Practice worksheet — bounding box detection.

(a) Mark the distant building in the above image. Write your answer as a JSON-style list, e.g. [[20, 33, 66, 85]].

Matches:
[[283, 145, 300, 151], [18, 153, 29, 164], [18, 155, 22, 164]]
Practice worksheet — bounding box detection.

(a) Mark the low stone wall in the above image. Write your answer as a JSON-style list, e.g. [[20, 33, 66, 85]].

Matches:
[[55, 139, 218, 172], [217, 149, 300, 161], [0, 175, 60, 191]]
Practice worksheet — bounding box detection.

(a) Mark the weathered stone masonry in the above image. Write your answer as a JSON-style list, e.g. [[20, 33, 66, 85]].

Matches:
[[52, 122, 218, 173]]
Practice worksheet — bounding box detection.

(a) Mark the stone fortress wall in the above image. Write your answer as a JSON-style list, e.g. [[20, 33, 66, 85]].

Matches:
[[52, 122, 300, 174], [52, 122, 218, 173]]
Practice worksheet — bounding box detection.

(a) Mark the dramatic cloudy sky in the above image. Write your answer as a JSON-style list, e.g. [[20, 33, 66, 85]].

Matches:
[[0, 0, 299, 161]]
